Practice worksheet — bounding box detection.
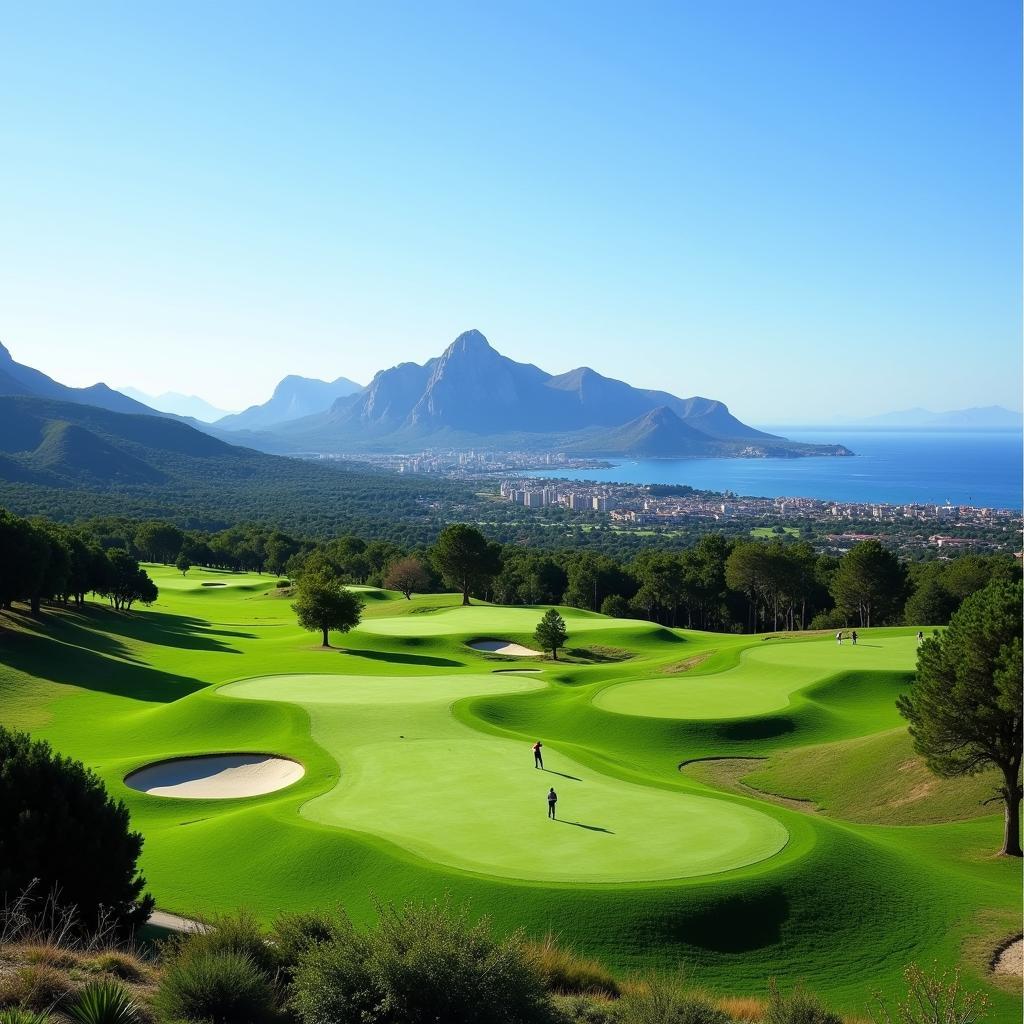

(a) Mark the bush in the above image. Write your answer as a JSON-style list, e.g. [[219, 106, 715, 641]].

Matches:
[[270, 909, 340, 980], [764, 980, 841, 1024], [0, 727, 152, 935], [525, 935, 619, 997], [64, 980, 140, 1024], [618, 974, 730, 1024], [551, 993, 619, 1024], [808, 609, 848, 630], [600, 595, 631, 619], [290, 899, 554, 1024], [83, 951, 150, 983], [162, 910, 279, 982], [154, 950, 275, 1024]]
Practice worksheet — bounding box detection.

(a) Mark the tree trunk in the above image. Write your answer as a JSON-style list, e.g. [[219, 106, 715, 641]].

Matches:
[[322, 627, 330, 647], [552, 648, 558, 661], [30, 595, 40, 616], [1000, 766, 1022, 857], [462, 580, 470, 606]]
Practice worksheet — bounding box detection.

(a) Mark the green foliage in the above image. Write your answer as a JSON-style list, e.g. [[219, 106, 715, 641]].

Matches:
[[535, 608, 569, 659], [764, 979, 842, 1024], [617, 973, 731, 1024], [382, 555, 430, 599], [600, 594, 631, 618], [64, 980, 140, 1024], [0, 1010, 55, 1024], [830, 540, 907, 628], [270, 909, 342, 981], [155, 949, 276, 1024], [175, 552, 191, 576], [898, 579, 1023, 855], [292, 567, 364, 646], [163, 909, 279, 981], [431, 524, 501, 605], [0, 726, 152, 934], [290, 899, 553, 1024]]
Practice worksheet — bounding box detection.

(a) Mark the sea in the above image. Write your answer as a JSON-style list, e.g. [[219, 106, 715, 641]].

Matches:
[[523, 429, 1023, 510]]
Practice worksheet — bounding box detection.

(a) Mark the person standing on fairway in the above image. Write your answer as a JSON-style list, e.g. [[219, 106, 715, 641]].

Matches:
[[851, 630, 858, 646], [917, 630, 924, 645], [547, 787, 557, 819], [533, 740, 544, 769], [836, 630, 843, 645]]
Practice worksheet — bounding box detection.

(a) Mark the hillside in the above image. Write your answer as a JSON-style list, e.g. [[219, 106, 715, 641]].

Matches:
[[0, 396, 476, 539]]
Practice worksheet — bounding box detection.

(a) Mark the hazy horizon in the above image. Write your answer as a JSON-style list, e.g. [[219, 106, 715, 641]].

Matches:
[[1, 2, 1020, 420]]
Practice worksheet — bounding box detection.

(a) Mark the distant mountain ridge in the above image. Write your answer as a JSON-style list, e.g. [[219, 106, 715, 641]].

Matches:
[[216, 374, 363, 431], [120, 387, 233, 422], [268, 329, 848, 457], [0, 341, 163, 418], [850, 406, 1023, 429]]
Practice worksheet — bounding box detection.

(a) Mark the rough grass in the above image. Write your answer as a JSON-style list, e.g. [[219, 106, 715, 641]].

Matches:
[[0, 566, 1019, 1022]]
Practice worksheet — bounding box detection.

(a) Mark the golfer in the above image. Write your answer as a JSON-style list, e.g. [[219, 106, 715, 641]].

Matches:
[[547, 787, 558, 819], [836, 631, 843, 645], [851, 630, 858, 646], [533, 740, 544, 769], [917, 630, 924, 645]]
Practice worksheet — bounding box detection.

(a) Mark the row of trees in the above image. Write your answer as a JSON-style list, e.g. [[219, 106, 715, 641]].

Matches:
[[3, 510, 1018, 632], [0, 510, 158, 614]]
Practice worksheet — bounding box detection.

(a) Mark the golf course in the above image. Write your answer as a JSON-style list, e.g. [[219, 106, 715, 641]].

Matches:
[[0, 564, 1019, 1020]]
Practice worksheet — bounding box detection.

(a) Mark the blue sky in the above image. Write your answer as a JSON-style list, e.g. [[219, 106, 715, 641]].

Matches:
[[0, 1, 1020, 421]]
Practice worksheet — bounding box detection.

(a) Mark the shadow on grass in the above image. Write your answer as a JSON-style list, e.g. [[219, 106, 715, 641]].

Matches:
[[344, 649, 463, 668], [543, 768, 583, 781], [559, 819, 614, 834]]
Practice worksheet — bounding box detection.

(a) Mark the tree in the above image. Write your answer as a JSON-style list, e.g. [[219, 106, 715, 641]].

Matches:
[[133, 522, 184, 564], [534, 608, 568, 660], [0, 725, 153, 934], [384, 556, 429, 599], [101, 550, 159, 611], [176, 553, 192, 576], [830, 540, 907, 628], [897, 579, 1023, 856], [293, 568, 364, 647], [431, 525, 499, 606], [600, 594, 631, 618]]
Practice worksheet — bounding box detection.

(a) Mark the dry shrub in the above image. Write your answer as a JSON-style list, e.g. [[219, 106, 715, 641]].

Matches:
[[0, 963, 75, 1012], [82, 950, 152, 984], [717, 995, 767, 1021]]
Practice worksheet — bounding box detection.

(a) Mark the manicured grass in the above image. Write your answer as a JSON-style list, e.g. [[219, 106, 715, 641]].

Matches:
[[0, 563, 1018, 1022]]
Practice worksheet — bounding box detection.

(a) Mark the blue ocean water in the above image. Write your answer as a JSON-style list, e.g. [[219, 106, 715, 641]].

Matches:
[[524, 429, 1023, 509]]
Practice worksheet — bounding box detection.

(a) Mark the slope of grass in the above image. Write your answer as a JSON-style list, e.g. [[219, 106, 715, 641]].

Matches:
[[0, 563, 1018, 1022]]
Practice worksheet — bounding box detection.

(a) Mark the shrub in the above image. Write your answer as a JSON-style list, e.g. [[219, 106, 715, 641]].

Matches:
[[525, 935, 619, 997], [154, 950, 275, 1024], [618, 974, 730, 1024], [162, 910, 278, 982], [869, 963, 990, 1024], [599, 595, 631, 619], [289, 918, 380, 1024], [83, 951, 150, 983], [64, 980, 140, 1024], [270, 909, 340, 980], [764, 980, 841, 1024], [808, 609, 848, 630], [0, 727, 152, 935], [551, 993, 619, 1024], [0, 964, 74, 1013], [291, 899, 554, 1024]]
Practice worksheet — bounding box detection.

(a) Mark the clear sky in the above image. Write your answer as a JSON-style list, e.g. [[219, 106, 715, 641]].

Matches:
[[1, 1, 1020, 421]]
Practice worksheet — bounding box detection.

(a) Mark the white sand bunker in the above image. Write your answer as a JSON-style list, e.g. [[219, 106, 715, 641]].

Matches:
[[994, 937, 1022, 976], [125, 754, 304, 799], [469, 640, 543, 657], [492, 668, 543, 673]]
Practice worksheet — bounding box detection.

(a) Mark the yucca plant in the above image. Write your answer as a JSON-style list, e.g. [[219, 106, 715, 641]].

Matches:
[[64, 980, 140, 1024]]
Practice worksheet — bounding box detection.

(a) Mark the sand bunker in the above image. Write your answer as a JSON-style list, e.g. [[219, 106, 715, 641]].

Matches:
[[125, 754, 304, 799], [201, 582, 227, 587], [469, 640, 543, 657], [994, 937, 1022, 976], [492, 668, 543, 673]]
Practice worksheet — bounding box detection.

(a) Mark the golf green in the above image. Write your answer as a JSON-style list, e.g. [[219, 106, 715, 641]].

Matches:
[[0, 564, 1018, 1021], [594, 634, 919, 719], [224, 673, 789, 882]]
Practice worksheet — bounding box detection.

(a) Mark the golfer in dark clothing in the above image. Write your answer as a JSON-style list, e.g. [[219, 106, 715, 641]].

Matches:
[[851, 630, 858, 646], [547, 787, 557, 819], [533, 741, 544, 769]]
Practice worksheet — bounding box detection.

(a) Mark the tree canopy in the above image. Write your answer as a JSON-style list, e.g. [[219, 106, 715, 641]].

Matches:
[[431, 525, 500, 606], [293, 567, 365, 647], [897, 579, 1023, 856], [534, 608, 568, 660]]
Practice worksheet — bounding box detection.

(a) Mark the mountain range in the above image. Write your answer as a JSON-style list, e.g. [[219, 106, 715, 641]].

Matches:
[[849, 406, 1023, 429], [119, 388, 234, 422], [0, 332, 851, 458]]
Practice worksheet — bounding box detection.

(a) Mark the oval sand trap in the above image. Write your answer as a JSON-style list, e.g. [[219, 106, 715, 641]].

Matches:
[[470, 640, 543, 657], [125, 754, 304, 799], [994, 937, 1022, 976]]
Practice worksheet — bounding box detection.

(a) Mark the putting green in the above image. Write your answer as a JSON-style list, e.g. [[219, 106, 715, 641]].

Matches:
[[594, 635, 918, 719], [223, 673, 789, 882]]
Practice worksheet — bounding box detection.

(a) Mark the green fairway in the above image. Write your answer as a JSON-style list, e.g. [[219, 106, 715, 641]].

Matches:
[[225, 673, 789, 882], [594, 634, 918, 719], [0, 563, 1018, 1021]]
